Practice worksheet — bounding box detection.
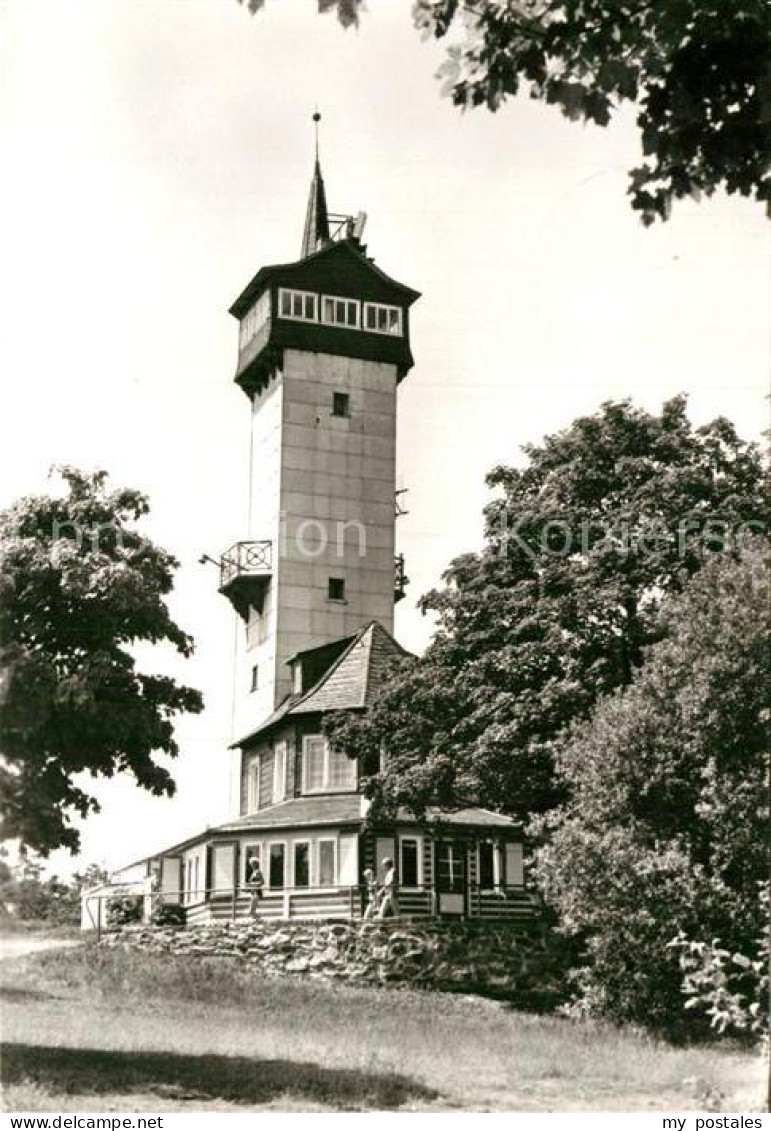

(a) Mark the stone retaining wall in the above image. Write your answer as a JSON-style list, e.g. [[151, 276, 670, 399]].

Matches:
[[101, 917, 564, 1003]]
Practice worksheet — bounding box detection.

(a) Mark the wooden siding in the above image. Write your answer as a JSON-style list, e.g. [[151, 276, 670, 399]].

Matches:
[[420, 837, 432, 887], [284, 725, 298, 796], [239, 738, 272, 815], [469, 888, 534, 922], [258, 750, 275, 809], [397, 889, 433, 917], [184, 885, 534, 925], [360, 832, 375, 874], [467, 842, 478, 887]]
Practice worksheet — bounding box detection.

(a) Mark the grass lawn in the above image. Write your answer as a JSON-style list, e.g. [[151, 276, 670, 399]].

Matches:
[[0, 939, 765, 1113], [0, 917, 81, 939]]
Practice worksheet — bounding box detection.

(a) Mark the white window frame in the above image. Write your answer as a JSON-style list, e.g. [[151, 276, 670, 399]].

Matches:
[[398, 835, 422, 890], [327, 744, 357, 791], [238, 290, 270, 350], [272, 741, 287, 804], [267, 840, 287, 890], [302, 735, 327, 794], [338, 833, 358, 886], [292, 839, 312, 889], [277, 287, 318, 323], [320, 293, 360, 329], [317, 837, 337, 889], [476, 840, 501, 892], [247, 757, 261, 814], [504, 841, 524, 888], [303, 735, 356, 794], [439, 842, 462, 887], [363, 301, 403, 336]]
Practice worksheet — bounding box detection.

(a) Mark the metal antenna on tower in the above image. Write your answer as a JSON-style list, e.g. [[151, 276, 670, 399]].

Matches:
[[313, 107, 321, 161]]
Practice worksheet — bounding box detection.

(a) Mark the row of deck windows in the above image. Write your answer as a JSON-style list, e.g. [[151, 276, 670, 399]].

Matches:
[[243, 835, 354, 890], [241, 835, 417, 892], [181, 835, 513, 902], [238, 287, 403, 353], [246, 735, 357, 812], [277, 288, 403, 336]]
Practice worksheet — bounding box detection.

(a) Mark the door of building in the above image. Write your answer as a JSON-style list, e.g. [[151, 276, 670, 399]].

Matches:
[[434, 839, 467, 917]]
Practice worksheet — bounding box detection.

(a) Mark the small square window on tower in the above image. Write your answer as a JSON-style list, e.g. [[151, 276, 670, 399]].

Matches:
[[328, 577, 346, 601], [332, 391, 350, 418], [250, 664, 259, 692]]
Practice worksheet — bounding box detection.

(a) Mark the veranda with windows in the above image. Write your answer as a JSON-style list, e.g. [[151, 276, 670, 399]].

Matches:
[[149, 807, 536, 927]]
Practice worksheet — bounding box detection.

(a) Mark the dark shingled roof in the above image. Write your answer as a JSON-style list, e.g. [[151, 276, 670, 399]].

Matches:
[[231, 620, 412, 748], [418, 807, 521, 830], [214, 802, 520, 836], [291, 620, 411, 714], [229, 238, 420, 320], [216, 794, 364, 832], [117, 802, 522, 869]]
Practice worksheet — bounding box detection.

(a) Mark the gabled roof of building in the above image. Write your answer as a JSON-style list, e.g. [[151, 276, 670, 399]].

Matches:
[[230, 620, 413, 749], [292, 620, 411, 715]]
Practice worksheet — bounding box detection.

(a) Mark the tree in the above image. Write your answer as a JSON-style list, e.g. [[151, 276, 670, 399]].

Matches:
[[0, 468, 203, 855], [325, 397, 765, 825], [237, 0, 360, 27], [240, 0, 771, 224], [535, 544, 769, 1036], [0, 856, 112, 925]]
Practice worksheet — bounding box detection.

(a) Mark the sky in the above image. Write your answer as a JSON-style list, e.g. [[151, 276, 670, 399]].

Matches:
[[1, 0, 768, 877]]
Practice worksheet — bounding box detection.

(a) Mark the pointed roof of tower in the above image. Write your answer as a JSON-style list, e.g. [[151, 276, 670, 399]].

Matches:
[[300, 158, 330, 258], [300, 112, 330, 258]]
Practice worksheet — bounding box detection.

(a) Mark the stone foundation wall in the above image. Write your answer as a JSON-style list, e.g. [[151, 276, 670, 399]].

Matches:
[[101, 917, 563, 1004]]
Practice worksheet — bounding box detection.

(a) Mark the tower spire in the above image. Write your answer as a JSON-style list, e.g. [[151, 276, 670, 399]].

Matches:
[[301, 110, 330, 259]]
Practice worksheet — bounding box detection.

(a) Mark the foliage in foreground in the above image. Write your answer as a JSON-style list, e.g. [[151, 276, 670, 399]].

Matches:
[[0, 467, 203, 854], [538, 546, 770, 1039], [150, 901, 187, 928], [240, 0, 771, 224], [326, 397, 764, 826], [106, 893, 143, 928], [671, 902, 770, 1041]]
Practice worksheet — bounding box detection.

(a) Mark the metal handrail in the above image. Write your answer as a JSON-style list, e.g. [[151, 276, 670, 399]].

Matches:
[[219, 540, 272, 589]]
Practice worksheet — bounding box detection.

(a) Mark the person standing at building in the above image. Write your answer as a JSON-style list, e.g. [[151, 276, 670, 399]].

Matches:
[[377, 857, 397, 919], [246, 855, 264, 917], [362, 867, 378, 918]]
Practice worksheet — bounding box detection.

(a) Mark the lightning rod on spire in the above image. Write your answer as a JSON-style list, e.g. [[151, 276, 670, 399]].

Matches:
[[313, 108, 321, 161]]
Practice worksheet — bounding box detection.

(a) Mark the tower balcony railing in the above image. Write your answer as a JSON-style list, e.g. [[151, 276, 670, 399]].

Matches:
[[219, 540, 273, 591], [219, 541, 273, 619]]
